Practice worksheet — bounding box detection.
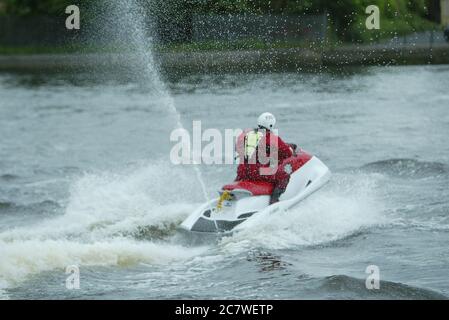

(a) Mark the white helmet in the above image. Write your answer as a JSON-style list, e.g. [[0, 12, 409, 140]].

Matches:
[[257, 112, 276, 130]]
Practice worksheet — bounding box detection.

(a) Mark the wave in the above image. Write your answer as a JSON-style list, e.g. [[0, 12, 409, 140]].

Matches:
[[360, 158, 448, 178], [0, 161, 204, 241], [0, 238, 208, 295], [0, 161, 210, 295], [316, 275, 447, 299]]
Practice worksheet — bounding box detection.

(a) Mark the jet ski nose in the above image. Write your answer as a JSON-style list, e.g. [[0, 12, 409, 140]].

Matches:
[[190, 216, 218, 233]]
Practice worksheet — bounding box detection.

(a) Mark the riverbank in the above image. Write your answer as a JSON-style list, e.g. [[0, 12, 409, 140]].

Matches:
[[1, 42, 448, 73]]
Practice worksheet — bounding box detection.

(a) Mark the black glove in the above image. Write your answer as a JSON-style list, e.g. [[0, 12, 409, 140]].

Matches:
[[288, 143, 297, 152]]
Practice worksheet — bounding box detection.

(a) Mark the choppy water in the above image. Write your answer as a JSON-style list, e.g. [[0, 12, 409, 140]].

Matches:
[[1, 65, 449, 299]]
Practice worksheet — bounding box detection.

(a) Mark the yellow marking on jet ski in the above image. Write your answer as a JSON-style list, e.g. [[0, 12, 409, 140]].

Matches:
[[217, 190, 233, 210]]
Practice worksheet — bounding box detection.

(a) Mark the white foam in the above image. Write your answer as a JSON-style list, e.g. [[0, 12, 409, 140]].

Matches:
[[0, 161, 210, 294], [219, 173, 387, 252], [0, 161, 201, 242], [0, 238, 207, 294]]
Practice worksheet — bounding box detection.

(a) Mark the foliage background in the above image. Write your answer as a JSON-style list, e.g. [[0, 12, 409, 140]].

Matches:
[[0, 0, 440, 42]]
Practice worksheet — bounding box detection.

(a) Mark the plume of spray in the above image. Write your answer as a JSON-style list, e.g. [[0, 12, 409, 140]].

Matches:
[[86, 0, 211, 202], [0, 2, 216, 296]]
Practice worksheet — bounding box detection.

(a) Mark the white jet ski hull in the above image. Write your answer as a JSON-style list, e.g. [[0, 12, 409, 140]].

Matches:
[[180, 155, 331, 233]]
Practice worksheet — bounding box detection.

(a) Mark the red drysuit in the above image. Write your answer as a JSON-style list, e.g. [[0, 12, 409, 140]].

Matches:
[[235, 128, 293, 190]]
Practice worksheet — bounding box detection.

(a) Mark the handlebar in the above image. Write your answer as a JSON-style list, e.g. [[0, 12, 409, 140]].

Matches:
[[288, 143, 298, 151]]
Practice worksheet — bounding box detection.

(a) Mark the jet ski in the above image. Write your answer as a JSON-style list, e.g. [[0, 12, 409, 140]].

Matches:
[[180, 148, 331, 233]]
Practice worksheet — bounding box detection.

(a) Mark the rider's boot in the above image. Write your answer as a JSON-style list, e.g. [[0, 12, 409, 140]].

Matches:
[[270, 187, 285, 204]]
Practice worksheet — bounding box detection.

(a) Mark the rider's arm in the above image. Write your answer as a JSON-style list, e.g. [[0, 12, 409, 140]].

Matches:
[[277, 136, 293, 161]]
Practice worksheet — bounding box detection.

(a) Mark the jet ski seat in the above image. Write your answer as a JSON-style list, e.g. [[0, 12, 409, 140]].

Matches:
[[222, 181, 274, 196]]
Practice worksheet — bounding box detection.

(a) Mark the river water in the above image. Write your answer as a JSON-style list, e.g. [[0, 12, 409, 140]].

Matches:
[[0, 65, 448, 299]]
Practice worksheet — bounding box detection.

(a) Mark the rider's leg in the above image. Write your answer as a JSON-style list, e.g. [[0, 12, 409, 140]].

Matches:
[[270, 164, 291, 204]]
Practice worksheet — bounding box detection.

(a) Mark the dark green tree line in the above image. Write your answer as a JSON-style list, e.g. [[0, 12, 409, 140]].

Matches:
[[0, 0, 439, 42]]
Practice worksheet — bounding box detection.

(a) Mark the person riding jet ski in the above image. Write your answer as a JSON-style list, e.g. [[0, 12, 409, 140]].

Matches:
[[235, 112, 295, 204]]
